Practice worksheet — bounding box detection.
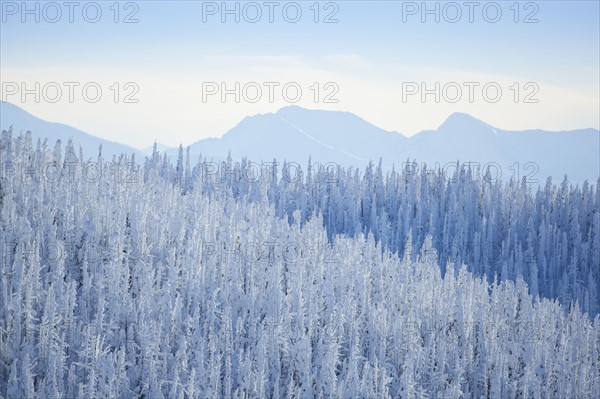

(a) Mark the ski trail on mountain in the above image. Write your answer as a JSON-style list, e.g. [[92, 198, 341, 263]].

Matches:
[[276, 115, 366, 162]]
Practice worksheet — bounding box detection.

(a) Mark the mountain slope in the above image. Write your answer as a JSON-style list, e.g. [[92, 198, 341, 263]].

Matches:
[[0, 102, 144, 159], [176, 105, 407, 167]]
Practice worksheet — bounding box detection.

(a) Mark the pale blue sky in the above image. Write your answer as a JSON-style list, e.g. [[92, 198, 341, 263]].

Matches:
[[1, 0, 599, 148]]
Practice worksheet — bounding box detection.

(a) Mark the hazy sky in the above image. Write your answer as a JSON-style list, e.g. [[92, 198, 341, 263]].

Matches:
[[1, 0, 599, 149]]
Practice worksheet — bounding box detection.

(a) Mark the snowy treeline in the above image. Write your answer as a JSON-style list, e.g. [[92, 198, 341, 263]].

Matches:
[[164, 145, 599, 316], [1, 131, 599, 398]]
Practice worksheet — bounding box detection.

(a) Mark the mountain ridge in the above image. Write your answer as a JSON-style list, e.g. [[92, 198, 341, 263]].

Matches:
[[178, 106, 598, 184], [2, 102, 598, 183]]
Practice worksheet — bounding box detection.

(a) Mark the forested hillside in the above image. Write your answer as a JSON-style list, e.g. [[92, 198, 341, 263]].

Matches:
[[1, 130, 599, 398], [168, 142, 600, 316]]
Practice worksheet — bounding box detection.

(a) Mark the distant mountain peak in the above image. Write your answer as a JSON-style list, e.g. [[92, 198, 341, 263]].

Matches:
[[276, 104, 305, 113], [438, 112, 496, 135]]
